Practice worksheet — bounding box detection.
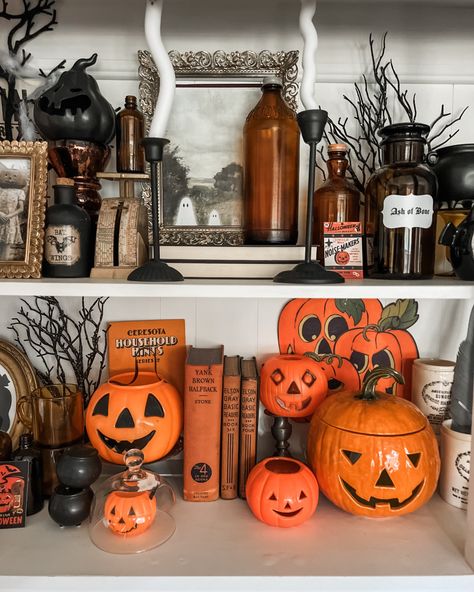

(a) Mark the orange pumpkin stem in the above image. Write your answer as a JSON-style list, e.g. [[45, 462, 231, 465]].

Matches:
[[357, 367, 405, 401]]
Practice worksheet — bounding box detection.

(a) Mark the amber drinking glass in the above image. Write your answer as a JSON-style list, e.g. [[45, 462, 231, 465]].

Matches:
[[243, 77, 300, 244]]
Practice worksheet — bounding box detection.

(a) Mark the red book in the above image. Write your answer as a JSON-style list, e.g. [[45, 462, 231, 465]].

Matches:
[[183, 345, 224, 502]]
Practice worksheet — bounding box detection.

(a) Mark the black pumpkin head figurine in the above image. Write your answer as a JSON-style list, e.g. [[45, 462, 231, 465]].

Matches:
[[34, 54, 115, 145], [439, 205, 474, 281]]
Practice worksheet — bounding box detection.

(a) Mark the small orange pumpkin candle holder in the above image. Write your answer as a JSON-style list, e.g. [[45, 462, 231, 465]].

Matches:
[[104, 491, 157, 537], [246, 457, 319, 528], [307, 367, 440, 518], [86, 371, 183, 464]]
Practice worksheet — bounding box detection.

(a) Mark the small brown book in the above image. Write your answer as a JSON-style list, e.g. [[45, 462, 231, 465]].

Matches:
[[183, 345, 224, 502], [238, 357, 259, 499], [220, 355, 241, 499]]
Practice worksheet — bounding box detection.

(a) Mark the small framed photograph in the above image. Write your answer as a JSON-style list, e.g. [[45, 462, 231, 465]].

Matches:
[[0, 141, 48, 278], [0, 340, 38, 448], [139, 49, 299, 246]]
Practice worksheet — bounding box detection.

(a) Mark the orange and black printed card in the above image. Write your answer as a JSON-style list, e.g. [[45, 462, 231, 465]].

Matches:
[[107, 319, 186, 394], [0, 461, 29, 529]]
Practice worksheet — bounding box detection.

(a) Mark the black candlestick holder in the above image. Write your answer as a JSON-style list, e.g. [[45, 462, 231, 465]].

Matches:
[[270, 415, 293, 458], [274, 109, 344, 284], [128, 137, 184, 282]]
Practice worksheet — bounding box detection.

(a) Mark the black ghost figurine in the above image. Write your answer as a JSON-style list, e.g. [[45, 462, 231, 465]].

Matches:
[[34, 54, 115, 145]]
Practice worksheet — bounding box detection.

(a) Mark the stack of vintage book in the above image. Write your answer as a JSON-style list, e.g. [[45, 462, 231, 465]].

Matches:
[[161, 245, 317, 279], [183, 346, 259, 501]]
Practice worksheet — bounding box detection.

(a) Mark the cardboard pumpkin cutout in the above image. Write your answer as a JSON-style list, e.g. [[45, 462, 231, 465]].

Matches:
[[278, 298, 382, 356]]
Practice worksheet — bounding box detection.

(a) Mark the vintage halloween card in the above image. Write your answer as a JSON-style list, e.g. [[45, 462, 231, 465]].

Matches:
[[0, 461, 29, 528]]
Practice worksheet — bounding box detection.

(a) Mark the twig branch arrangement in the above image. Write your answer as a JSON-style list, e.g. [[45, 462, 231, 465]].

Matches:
[[318, 33, 468, 193], [9, 296, 108, 406], [0, 0, 64, 140]]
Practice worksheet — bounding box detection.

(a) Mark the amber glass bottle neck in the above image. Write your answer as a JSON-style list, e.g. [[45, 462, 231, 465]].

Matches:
[[327, 153, 349, 178], [382, 140, 425, 165]]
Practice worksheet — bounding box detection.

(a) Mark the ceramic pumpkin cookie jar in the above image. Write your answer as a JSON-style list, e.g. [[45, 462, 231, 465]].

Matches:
[[86, 371, 183, 464], [307, 368, 440, 518]]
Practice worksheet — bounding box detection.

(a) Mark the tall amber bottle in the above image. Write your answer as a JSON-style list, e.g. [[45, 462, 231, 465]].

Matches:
[[116, 95, 145, 173], [313, 144, 361, 255], [365, 123, 437, 279], [243, 77, 300, 244]]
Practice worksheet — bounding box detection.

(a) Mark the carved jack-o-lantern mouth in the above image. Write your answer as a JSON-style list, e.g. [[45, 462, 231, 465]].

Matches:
[[39, 94, 92, 117], [273, 507, 303, 518], [98, 429, 156, 455], [340, 478, 424, 509], [276, 396, 312, 412]]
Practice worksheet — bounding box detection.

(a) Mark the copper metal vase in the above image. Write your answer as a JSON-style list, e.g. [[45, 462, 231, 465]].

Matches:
[[48, 140, 111, 222]]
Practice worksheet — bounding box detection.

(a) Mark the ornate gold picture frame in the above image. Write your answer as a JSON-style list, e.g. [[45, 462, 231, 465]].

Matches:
[[0, 339, 38, 448], [139, 50, 299, 246], [0, 140, 48, 278]]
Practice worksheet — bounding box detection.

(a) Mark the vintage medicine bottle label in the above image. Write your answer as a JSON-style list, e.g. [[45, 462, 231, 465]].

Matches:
[[45, 225, 80, 266], [382, 194, 434, 229]]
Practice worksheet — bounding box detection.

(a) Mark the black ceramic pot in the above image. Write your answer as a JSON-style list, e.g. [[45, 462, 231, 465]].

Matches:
[[48, 485, 93, 527], [439, 206, 474, 280], [56, 444, 102, 489], [428, 144, 474, 208]]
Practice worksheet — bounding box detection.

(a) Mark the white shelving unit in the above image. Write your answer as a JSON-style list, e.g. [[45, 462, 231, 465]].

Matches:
[[0, 279, 472, 592]]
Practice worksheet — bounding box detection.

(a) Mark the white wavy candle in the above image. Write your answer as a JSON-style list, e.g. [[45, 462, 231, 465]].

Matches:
[[299, 0, 318, 110], [145, 0, 175, 137]]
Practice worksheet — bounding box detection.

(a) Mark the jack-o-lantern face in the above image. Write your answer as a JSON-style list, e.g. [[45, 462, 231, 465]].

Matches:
[[246, 457, 319, 527], [278, 299, 382, 357], [307, 368, 440, 518], [260, 354, 328, 417], [86, 372, 183, 464], [104, 491, 157, 537], [334, 326, 418, 400], [0, 490, 14, 513], [305, 353, 360, 394]]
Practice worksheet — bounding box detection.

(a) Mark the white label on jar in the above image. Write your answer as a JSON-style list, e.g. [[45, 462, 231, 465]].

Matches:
[[382, 193, 434, 229], [45, 225, 80, 266]]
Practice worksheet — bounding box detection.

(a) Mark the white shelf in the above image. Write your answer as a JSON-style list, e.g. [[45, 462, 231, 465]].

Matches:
[[0, 484, 472, 592], [0, 277, 473, 299]]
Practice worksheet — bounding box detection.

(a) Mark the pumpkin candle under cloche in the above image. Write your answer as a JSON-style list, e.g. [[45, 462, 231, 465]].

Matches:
[[307, 367, 440, 518]]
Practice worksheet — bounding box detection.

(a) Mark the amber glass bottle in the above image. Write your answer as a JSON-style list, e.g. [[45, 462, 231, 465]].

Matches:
[[313, 144, 361, 256], [116, 95, 145, 173], [243, 77, 300, 244], [365, 123, 437, 279]]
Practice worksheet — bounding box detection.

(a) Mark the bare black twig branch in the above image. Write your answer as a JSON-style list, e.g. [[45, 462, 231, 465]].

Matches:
[[8, 297, 108, 406]]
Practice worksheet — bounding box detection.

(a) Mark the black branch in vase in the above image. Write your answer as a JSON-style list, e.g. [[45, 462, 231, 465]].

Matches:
[[317, 33, 468, 194], [0, 0, 65, 141], [8, 296, 108, 406]]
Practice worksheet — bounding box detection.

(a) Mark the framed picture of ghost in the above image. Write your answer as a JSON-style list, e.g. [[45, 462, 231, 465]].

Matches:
[[0, 141, 48, 278], [0, 340, 38, 448], [139, 49, 299, 246]]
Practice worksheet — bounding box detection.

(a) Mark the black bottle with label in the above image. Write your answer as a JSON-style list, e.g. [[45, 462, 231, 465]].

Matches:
[[365, 123, 438, 279], [12, 433, 44, 515], [43, 178, 92, 277]]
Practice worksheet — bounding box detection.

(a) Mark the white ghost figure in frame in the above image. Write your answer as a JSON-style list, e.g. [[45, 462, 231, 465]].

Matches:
[[208, 209, 221, 226], [175, 197, 197, 226]]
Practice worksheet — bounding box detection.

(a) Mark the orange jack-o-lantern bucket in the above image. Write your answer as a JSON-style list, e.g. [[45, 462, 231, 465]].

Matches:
[[86, 372, 183, 464]]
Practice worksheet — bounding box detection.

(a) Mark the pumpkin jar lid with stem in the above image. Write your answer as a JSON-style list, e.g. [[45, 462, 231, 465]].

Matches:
[[313, 367, 429, 436]]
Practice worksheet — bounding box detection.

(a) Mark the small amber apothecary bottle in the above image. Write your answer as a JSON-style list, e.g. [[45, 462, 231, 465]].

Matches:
[[243, 77, 300, 244], [313, 143, 362, 257], [116, 95, 145, 174], [365, 123, 438, 279]]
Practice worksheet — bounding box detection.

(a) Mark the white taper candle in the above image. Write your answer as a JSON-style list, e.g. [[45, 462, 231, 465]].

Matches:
[[299, 0, 318, 110], [145, 0, 175, 138]]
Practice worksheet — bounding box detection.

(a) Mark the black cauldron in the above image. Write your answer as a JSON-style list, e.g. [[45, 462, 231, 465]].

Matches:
[[48, 486, 94, 527], [56, 444, 101, 489], [428, 144, 474, 208]]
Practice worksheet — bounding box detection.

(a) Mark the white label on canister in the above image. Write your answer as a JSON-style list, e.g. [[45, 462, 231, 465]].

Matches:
[[382, 194, 434, 229]]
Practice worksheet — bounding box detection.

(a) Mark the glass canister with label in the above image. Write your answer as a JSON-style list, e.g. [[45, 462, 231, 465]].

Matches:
[[43, 178, 92, 277], [365, 123, 438, 279]]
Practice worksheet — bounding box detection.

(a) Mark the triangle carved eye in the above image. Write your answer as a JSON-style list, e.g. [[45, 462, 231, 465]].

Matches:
[[92, 393, 109, 416], [268, 493, 277, 501], [299, 490, 307, 500], [145, 394, 164, 418], [407, 452, 421, 467], [341, 449, 362, 465]]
